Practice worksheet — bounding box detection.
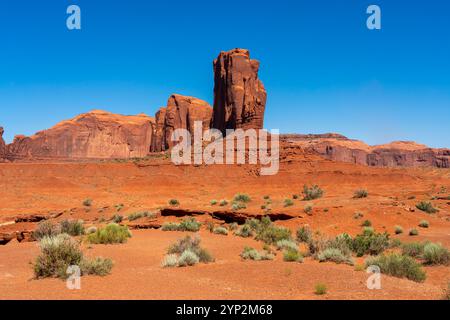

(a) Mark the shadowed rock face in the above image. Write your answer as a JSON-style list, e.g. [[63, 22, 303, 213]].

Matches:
[[0, 127, 6, 159], [283, 134, 450, 168], [212, 49, 267, 134], [151, 94, 212, 151], [6, 111, 155, 160]]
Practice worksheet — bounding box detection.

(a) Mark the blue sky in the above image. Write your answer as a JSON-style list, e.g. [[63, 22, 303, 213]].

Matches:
[[0, 0, 449, 147]]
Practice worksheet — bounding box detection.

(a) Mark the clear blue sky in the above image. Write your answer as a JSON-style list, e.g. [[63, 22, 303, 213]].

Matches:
[[0, 0, 449, 147]]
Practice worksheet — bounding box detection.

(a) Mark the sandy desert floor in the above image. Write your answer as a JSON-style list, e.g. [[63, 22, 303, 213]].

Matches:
[[0, 152, 449, 300]]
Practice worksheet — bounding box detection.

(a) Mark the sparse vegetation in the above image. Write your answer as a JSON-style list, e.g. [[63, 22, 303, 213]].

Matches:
[[219, 200, 228, 207], [317, 248, 353, 265], [178, 250, 200, 267], [354, 189, 368, 198], [418, 220, 429, 228], [283, 198, 294, 207], [304, 204, 313, 215], [234, 224, 253, 238], [161, 222, 180, 231], [315, 283, 327, 295], [178, 217, 201, 232], [83, 198, 92, 207], [163, 235, 214, 267], [361, 220, 372, 227], [87, 223, 131, 244], [231, 202, 247, 211], [229, 223, 238, 231], [254, 217, 292, 245], [112, 214, 123, 223], [168, 199, 180, 206], [352, 230, 389, 257], [240, 246, 274, 261], [353, 212, 364, 219], [59, 219, 84, 236], [210, 200, 218, 206], [416, 201, 438, 214], [33, 220, 61, 240], [409, 228, 419, 236], [233, 193, 251, 203], [213, 226, 228, 235], [283, 248, 303, 262], [276, 239, 298, 252], [292, 194, 299, 200], [161, 254, 178, 268], [302, 185, 324, 200], [114, 204, 124, 212], [80, 257, 113, 276], [86, 226, 97, 234], [402, 242, 426, 258], [395, 226, 403, 234], [423, 242, 450, 265], [296, 226, 312, 243], [128, 211, 155, 221], [365, 253, 426, 282]]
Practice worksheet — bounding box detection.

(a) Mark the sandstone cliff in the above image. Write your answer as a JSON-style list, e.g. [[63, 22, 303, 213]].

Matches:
[[7, 110, 154, 160], [212, 49, 267, 134], [0, 127, 6, 160]]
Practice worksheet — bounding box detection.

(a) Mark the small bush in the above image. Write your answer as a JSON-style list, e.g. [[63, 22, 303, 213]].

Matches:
[[234, 224, 253, 238], [240, 247, 274, 261], [233, 193, 251, 203], [87, 223, 131, 244], [276, 239, 298, 252], [390, 239, 403, 248], [409, 229, 419, 236], [80, 257, 113, 276], [210, 200, 218, 206], [303, 185, 324, 201], [161, 222, 180, 231], [315, 283, 327, 295], [83, 198, 92, 207], [60, 220, 84, 236], [423, 243, 450, 265], [292, 194, 299, 200], [283, 198, 294, 207], [178, 250, 200, 267], [354, 189, 368, 198], [112, 214, 123, 223], [114, 204, 124, 212], [167, 235, 214, 264], [219, 200, 228, 206], [161, 254, 178, 268], [255, 224, 292, 245], [361, 220, 372, 227], [416, 201, 438, 214], [395, 226, 403, 234], [229, 222, 238, 231], [127, 212, 146, 221], [168, 199, 180, 206], [263, 195, 270, 200], [206, 221, 215, 233], [353, 212, 364, 219], [304, 204, 313, 215], [402, 242, 426, 257], [418, 220, 429, 228], [213, 226, 228, 235], [317, 248, 353, 265], [365, 253, 426, 282], [283, 249, 303, 262], [231, 202, 247, 211], [352, 231, 390, 257], [296, 226, 312, 243], [33, 221, 61, 240], [86, 226, 97, 234], [178, 217, 201, 232]]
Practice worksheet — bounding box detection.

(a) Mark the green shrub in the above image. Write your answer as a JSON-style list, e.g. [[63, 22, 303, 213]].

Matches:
[[292, 194, 299, 200], [352, 231, 390, 257], [233, 193, 251, 203], [283, 198, 294, 207], [276, 239, 298, 252], [240, 247, 274, 261], [229, 222, 238, 231], [168, 199, 180, 206], [33, 220, 61, 240], [315, 283, 327, 295], [283, 249, 303, 262], [167, 235, 214, 264], [255, 223, 292, 245], [234, 224, 253, 238], [59, 220, 84, 236], [86, 226, 97, 234], [409, 228, 419, 236], [219, 200, 228, 206], [365, 253, 426, 282], [317, 248, 353, 265], [178, 250, 200, 267], [423, 243, 450, 265], [33, 234, 83, 279], [87, 223, 131, 244], [390, 239, 403, 248], [361, 220, 372, 227], [83, 198, 92, 207], [353, 212, 364, 219], [213, 226, 228, 235], [161, 222, 180, 231], [210, 200, 218, 206], [296, 226, 312, 243], [354, 189, 368, 198], [304, 204, 313, 215], [178, 217, 201, 232], [80, 257, 113, 276], [418, 220, 429, 228], [231, 202, 247, 211], [416, 201, 438, 214], [161, 254, 178, 268], [394, 225, 403, 234], [114, 204, 124, 212], [127, 211, 148, 221], [303, 185, 324, 200], [206, 221, 215, 233], [112, 214, 123, 223], [263, 195, 270, 200], [261, 205, 267, 210], [402, 242, 426, 257]]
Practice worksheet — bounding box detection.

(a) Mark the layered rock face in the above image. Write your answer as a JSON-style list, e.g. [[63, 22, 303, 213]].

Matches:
[[283, 134, 450, 168], [212, 49, 267, 134], [151, 94, 213, 151], [7, 111, 154, 160], [0, 127, 6, 160]]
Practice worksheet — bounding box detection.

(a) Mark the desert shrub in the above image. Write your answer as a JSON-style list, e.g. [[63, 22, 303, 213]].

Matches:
[[292, 194, 299, 200], [354, 189, 368, 198], [234, 224, 253, 238], [296, 226, 312, 243], [206, 221, 215, 233], [83, 198, 92, 207], [233, 193, 251, 203], [197, 248, 215, 263], [231, 202, 247, 211], [228, 222, 238, 231], [112, 214, 123, 223], [255, 223, 292, 245], [362, 227, 374, 235], [261, 205, 267, 210], [167, 235, 214, 264], [423, 243, 450, 265], [168, 199, 180, 206], [87, 223, 131, 244], [416, 201, 438, 214], [302, 185, 324, 200], [352, 231, 390, 257], [80, 257, 113, 276], [33, 220, 61, 240], [276, 239, 298, 252], [219, 199, 228, 206], [161, 254, 178, 268], [361, 220, 372, 227], [283, 199, 294, 207], [353, 212, 364, 219], [59, 220, 84, 236], [177, 250, 200, 267], [210, 200, 218, 206], [402, 242, 426, 257], [263, 195, 270, 200], [178, 217, 201, 232], [213, 226, 228, 235], [86, 226, 97, 234], [390, 239, 403, 248], [418, 220, 429, 228], [33, 234, 83, 279], [315, 283, 327, 295], [329, 233, 354, 255], [283, 248, 303, 262], [114, 204, 124, 212], [161, 222, 180, 231], [395, 226, 403, 234], [303, 204, 313, 215], [127, 212, 146, 221], [317, 248, 353, 265], [246, 218, 262, 230], [409, 228, 419, 236], [240, 247, 274, 261], [365, 253, 426, 282]]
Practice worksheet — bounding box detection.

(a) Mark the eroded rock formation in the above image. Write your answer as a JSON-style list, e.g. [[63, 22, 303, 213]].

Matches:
[[7, 110, 155, 159], [0, 127, 6, 160], [212, 49, 267, 134], [150, 107, 167, 152]]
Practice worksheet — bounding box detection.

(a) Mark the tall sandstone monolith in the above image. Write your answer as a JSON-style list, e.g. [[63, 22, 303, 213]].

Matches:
[[0, 127, 6, 159], [212, 49, 267, 134]]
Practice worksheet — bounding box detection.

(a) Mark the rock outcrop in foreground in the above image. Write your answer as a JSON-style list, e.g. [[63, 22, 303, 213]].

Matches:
[[283, 134, 450, 168], [6, 111, 154, 159], [212, 49, 267, 134]]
